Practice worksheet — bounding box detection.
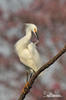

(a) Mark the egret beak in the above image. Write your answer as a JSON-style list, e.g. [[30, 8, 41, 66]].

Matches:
[[35, 32, 39, 40], [32, 31, 39, 40]]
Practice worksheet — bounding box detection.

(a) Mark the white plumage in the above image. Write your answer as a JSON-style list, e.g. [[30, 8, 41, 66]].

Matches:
[[15, 23, 41, 73]]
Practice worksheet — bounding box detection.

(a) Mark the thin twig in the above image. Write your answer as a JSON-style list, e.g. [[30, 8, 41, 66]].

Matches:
[[18, 45, 66, 100]]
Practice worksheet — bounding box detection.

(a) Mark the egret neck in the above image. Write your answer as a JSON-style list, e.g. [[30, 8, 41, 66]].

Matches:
[[25, 28, 32, 44], [15, 29, 32, 55]]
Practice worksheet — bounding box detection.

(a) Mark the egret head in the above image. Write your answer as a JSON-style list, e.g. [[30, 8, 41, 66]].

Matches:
[[25, 23, 39, 40]]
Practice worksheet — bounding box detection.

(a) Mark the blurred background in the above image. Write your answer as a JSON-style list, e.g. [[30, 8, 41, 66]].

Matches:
[[0, 0, 66, 100]]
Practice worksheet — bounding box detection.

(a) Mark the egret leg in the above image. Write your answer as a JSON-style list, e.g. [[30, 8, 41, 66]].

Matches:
[[29, 68, 36, 79], [26, 69, 36, 82], [30, 72, 33, 79], [26, 71, 29, 82]]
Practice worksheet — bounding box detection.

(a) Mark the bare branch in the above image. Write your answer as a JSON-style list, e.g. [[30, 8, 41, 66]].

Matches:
[[18, 45, 66, 100]]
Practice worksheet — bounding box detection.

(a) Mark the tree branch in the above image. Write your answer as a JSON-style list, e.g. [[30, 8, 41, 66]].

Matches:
[[18, 45, 66, 100]]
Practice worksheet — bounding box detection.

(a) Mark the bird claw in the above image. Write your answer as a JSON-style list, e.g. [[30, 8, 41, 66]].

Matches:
[[25, 82, 30, 88], [22, 82, 30, 94]]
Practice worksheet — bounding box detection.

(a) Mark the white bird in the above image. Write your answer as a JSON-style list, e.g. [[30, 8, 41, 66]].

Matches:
[[15, 23, 41, 81]]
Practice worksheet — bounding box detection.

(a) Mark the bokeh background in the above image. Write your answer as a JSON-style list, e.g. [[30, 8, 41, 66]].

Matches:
[[0, 0, 66, 100]]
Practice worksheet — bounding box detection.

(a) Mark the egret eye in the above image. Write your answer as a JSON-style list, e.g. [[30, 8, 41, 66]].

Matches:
[[34, 28, 37, 33]]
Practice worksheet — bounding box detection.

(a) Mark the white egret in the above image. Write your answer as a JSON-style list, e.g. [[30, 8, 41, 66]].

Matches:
[[15, 23, 41, 81]]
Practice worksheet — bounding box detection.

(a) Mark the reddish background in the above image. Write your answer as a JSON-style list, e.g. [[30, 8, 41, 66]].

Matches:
[[0, 0, 66, 100]]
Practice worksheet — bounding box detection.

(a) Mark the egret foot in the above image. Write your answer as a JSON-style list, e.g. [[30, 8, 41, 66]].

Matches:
[[25, 82, 30, 88], [22, 82, 30, 94]]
